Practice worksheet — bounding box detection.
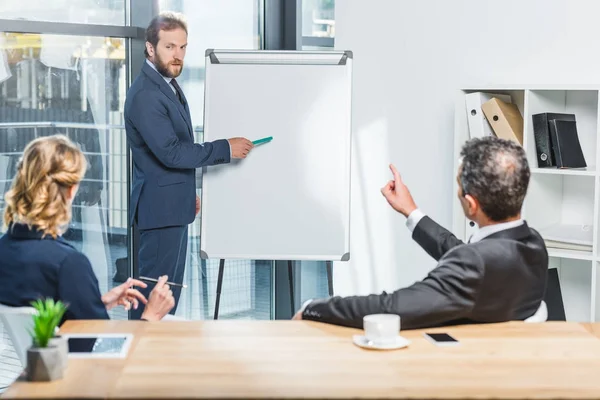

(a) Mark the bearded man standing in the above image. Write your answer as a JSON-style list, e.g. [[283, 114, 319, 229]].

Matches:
[[125, 12, 254, 318]]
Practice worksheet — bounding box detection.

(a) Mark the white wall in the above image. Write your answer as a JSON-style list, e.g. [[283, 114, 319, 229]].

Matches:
[[333, 0, 600, 296]]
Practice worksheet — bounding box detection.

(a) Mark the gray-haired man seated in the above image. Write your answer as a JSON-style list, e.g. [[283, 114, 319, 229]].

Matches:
[[294, 136, 548, 329]]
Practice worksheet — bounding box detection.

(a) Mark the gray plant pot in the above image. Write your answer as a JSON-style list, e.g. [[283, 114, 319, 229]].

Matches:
[[26, 345, 64, 382], [48, 335, 68, 371]]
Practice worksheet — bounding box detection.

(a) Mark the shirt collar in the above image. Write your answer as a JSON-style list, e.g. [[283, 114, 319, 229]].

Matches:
[[146, 59, 173, 86], [5, 223, 74, 248], [7, 223, 54, 240], [469, 219, 525, 243]]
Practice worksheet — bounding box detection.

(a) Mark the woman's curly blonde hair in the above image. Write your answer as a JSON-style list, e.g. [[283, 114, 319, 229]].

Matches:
[[3, 134, 87, 238]]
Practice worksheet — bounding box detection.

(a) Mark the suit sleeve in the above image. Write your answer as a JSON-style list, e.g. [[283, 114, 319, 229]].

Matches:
[[128, 90, 231, 169], [412, 216, 465, 261], [302, 245, 484, 330], [58, 252, 109, 320]]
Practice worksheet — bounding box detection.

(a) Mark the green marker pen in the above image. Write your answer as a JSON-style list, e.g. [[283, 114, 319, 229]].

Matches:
[[252, 136, 273, 146]]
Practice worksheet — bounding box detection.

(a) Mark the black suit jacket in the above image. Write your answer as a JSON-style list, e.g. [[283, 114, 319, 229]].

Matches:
[[0, 223, 108, 323], [302, 216, 548, 330]]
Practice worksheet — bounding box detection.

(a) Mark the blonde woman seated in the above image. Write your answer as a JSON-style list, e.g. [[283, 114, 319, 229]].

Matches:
[[0, 135, 174, 322]]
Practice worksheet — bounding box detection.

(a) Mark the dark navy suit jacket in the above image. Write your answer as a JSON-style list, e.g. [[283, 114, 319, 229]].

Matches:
[[0, 223, 108, 322], [124, 61, 231, 230]]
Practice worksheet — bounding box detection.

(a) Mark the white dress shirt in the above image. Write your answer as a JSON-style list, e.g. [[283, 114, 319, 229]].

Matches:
[[146, 59, 176, 94], [405, 208, 524, 243]]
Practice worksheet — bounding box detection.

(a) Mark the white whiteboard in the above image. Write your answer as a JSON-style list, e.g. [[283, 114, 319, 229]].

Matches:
[[200, 50, 352, 261]]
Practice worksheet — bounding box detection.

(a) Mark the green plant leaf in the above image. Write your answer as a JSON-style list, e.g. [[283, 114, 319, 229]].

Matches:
[[29, 298, 68, 348]]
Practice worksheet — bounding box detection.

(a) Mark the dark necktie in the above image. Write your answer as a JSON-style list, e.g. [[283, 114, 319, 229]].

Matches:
[[170, 78, 185, 105]]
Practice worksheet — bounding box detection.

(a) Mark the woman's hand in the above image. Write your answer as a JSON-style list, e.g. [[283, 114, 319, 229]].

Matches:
[[101, 278, 148, 311]]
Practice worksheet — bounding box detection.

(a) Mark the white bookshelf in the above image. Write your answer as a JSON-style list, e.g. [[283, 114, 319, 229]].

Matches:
[[453, 86, 600, 323]]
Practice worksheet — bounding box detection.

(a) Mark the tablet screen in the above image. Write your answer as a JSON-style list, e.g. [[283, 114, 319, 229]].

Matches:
[[67, 336, 129, 354]]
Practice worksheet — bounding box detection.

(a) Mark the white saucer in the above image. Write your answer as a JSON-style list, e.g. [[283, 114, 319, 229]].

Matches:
[[352, 334, 411, 350]]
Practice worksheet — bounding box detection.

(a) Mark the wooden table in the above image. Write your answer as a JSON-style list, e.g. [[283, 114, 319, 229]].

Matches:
[[3, 320, 600, 399], [584, 322, 600, 339]]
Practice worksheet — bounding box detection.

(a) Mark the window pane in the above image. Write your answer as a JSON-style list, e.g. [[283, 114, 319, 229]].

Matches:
[[299, 261, 330, 305], [0, 0, 126, 25], [302, 0, 335, 38], [154, 0, 267, 320], [0, 32, 128, 318]]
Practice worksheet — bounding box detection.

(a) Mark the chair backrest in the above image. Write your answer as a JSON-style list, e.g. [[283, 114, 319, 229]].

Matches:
[[545, 268, 566, 321], [525, 300, 548, 323], [0, 304, 36, 367]]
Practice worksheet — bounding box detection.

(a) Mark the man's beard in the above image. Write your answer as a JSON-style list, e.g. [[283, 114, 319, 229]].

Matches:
[[154, 53, 183, 78]]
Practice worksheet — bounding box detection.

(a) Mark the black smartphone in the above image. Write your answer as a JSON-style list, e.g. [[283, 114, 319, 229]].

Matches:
[[423, 332, 459, 346]]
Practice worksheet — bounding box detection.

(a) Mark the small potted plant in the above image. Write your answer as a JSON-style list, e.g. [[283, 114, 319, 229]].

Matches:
[[26, 299, 67, 382]]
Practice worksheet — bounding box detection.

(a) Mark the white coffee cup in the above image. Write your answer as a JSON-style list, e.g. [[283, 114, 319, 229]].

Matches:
[[363, 314, 400, 345]]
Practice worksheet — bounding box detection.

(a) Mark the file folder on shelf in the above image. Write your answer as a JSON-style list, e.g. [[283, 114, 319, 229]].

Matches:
[[540, 223, 593, 252], [465, 92, 512, 139], [548, 119, 587, 169], [481, 97, 524, 145], [531, 112, 576, 168]]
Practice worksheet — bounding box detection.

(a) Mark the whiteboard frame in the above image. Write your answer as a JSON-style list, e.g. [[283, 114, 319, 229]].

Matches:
[[200, 49, 353, 261]]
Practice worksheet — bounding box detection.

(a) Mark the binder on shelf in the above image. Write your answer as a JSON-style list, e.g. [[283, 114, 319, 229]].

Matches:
[[465, 92, 512, 139], [544, 240, 592, 252], [531, 112, 576, 168], [481, 97, 523, 145], [540, 223, 592, 251], [548, 119, 587, 169]]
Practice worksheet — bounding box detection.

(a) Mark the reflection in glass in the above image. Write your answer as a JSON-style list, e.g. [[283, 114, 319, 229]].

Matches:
[[302, 0, 335, 38], [0, 32, 128, 321], [0, 0, 126, 25]]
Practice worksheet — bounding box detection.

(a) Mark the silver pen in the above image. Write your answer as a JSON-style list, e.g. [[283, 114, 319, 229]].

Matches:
[[138, 276, 188, 288]]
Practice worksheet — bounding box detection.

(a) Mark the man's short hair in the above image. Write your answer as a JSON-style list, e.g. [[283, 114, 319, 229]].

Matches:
[[144, 11, 188, 58], [459, 136, 530, 221]]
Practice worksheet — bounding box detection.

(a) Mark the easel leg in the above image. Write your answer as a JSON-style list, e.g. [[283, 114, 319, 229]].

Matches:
[[288, 260, 295, 315], [214, 259, 225, 320], [326, 261, 333, 296]]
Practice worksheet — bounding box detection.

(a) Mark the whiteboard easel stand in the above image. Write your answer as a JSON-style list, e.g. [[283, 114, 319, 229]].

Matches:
[[287, 260, 296, 315], [202, 49, 351, 320], [326, 261, 333, 296], [213, 258, 225, 320]]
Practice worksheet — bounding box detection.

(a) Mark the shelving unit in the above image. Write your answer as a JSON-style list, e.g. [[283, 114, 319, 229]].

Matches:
[[453, 86, 600, 322]]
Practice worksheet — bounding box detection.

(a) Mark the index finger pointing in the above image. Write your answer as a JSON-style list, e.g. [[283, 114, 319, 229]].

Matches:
[[389, 164, 401, 183]]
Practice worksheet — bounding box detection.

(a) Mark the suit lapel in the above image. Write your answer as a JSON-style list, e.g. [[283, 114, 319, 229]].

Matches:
[[142, 63, 194, 138], [179, 90, 194, 139], [158, 83, 194, 138]]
